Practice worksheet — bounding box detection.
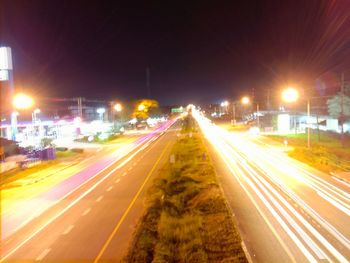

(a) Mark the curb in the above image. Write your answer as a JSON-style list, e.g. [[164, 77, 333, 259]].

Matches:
[[241, 241, 254, 263]]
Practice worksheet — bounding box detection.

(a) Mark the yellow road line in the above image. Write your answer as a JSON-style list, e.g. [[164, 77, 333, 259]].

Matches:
[[94, 141, 171, 262]]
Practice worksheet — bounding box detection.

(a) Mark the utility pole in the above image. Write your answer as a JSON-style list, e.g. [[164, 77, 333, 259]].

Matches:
[[146, 67, 151, 98], [340, 73, 345, 146], [257, 103, 260, 128], [77, 97, 83, 118], [307, 98, 310, 148], [232, 103, 236, 124], [266, 88, 271, 110]]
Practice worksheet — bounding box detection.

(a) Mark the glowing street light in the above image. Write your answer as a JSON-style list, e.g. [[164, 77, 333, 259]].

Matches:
[[32, 108, 41, 123], [241, 96, 260, 128], [96, 108, 106, 114], [13, 93, 34, 110], [114, 103, 122, 112], [282, 87, 299, 103], [96, 108, 105, 121], [281, 87, 311, 148], [138, 104, 146, 111], [220, 100, 229, 115], [11, 93, 34, 141], [241, 96, 250, 105], [221, 101, 229, 107]]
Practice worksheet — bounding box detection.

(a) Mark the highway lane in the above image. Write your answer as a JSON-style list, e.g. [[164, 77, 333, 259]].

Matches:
[[1, 135, 139, 221], [1, 120, 179, 262], [1, 123, 173, 239], [194, 111, 349, 263]]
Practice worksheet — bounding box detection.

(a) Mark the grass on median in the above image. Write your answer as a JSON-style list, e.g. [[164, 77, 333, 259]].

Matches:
[[266, 132, 350, 173], [123, 115, 247, 263]]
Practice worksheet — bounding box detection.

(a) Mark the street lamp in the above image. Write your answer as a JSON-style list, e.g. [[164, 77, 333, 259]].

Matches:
[[221, 100, 229, 114], [114, 103, 122, 112], [281, 87, 299, 135], [138, 104, 146, 111], [281, 87, 299, 103], [96, 108, 106, 121], [32, 108, 41, 122], [12, 93, 34, 141], [241, 96, 250, 105], [13, 93, 34, 110], [241, 96, 260, 128], [281, 87, 311, 148], [112, 103, 122, 125]]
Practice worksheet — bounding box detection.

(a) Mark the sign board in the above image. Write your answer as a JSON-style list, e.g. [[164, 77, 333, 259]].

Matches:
[[171, 107, 184, 113], [0, 47, 13, 70], [277, 114, 290, 134], [0, 69, 9, 81]]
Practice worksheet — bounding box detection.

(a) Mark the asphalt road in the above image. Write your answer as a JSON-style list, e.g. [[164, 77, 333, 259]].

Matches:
[[1, 134, 145, 239], [1, 120, 179, 262], [194, 111, 350, 263]]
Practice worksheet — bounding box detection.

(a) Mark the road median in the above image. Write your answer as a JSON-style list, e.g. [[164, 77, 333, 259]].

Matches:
[[124, 115, 247, 262]]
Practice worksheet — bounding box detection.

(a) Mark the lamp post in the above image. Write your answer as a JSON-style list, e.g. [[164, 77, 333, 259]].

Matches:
[[241, 96, 260, 128], [113, 103, 123, 133], [12, 93, 34, 141], [281, 87, 299, 135], [281, 87, 311, 148], [32, 108, 41, 123], [96, 108, 106, 121], [221, 101, 229, 114], [114, 103, 122, 112], [232, 103, 236, 124], [307, 99, 310, 148], [138, 104, 145, 111]]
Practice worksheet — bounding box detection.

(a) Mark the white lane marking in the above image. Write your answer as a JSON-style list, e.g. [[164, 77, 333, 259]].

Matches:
[[116, 142, 151, 169], [196, 115, 349, 261], [63, 225, 74, 235], [115, 178, 121, 183], [215, 146, 297, 262], [228, 141, 347, 261], [96, 196, 103, 202], [82, 208, 91, 216], [7, 136, 150, 237], [107, 186, 113, 192], [222, 146, 317, 262], [317, 191, 350, 216], [36, 248, 51, 261], [332, 176, 350, 188], [242, 163, 333, 261], [0, 120, 177, 262], [222, 127, 350, 251], [122, 172, 127, 177]]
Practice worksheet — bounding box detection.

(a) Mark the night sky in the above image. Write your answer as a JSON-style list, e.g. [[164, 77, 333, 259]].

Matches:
[[1, 0, 350, 105]]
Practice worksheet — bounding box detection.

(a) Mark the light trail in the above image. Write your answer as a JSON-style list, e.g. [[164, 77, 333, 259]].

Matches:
[[193, 110, 350, 262]]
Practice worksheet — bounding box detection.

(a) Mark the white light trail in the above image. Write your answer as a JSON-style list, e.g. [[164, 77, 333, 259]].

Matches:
[[193, 110, 350, 262]]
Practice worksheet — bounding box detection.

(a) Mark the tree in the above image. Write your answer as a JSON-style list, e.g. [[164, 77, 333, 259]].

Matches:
[[327, 93, 350, 118], [327, 90, 350, 143], [132, 99, 159, 120]]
